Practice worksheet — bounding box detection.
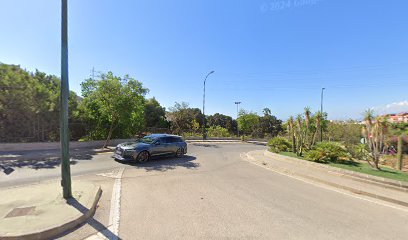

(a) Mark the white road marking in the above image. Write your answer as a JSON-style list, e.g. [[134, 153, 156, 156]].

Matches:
[[109, 168, 124, 235], [85, 168, 125, 240]]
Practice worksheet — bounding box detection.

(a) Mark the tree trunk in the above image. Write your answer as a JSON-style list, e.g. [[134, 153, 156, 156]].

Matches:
[[310, 129, 317, 147], [103, 123, 115, 149], [397, 135, 403, 171], [373, 152, 381, 170], [292, 134, 296, 153]]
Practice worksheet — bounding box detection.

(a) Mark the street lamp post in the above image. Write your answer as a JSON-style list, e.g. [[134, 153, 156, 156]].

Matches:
[[234, 102, 241, 137], [202, 71, 215, 140], [60, 0, 72, 199], [320, 87, 325, 142]]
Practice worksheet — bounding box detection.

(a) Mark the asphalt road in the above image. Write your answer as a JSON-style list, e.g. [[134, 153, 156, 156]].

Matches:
[[0, 150, 120, 188], [2, 142, 408, 239], [120, 143, 408, 240]]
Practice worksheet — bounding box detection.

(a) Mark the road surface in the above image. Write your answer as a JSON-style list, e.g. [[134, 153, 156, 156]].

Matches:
[[1, 143, 408, 239], [120, 143, 408, 240]]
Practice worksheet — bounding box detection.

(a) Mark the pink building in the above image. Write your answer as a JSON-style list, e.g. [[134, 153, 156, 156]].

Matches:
[[386, 112, 408, 123]]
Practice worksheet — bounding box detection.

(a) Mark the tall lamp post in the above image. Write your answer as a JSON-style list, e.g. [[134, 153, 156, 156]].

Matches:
[[320, 87, 325, 142], [60, 0, 72, 199], [202, 71, 215, 140], [234, 102, 241, 137]]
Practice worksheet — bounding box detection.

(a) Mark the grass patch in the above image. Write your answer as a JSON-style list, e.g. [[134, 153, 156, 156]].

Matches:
[[328, 162, 408, 182], [278, 151, 408, 182]]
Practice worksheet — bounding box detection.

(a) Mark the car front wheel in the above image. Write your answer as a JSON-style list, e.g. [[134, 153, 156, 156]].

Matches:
[[175, 148, 184, 157], [136, 151, 150, 163]]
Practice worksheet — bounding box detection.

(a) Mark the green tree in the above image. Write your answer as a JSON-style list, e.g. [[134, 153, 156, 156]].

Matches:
[[258, 108, 283, 138], [0, 63, 82, 142], [144, 97, 169, 129], [167, 102, 204, 135], [191, 119, 201, 134], [326, 120, 362, 145], [237, 110, 260, 137], [207, 113, 236, 133], [80, 72, 148, 147]]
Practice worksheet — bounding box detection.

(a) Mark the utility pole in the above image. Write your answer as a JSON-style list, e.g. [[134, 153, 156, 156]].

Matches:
[[235, 102, 241, 137], [202, 71, 215, 140], [60, 0, 72, 199], [320, 87, 325, 142], [91, 67, 95, 80]]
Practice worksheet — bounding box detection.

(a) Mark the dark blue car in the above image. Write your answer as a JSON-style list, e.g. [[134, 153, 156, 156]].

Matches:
[[112, 134, 187, 163]]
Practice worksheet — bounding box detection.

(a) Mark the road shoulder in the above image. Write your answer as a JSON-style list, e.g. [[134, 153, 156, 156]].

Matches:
[[243, 150, 408, 211]]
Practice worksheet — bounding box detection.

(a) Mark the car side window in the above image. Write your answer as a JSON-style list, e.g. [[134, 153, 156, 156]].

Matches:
[[163, 137, 172, 144], [155, 138, 163, 144]]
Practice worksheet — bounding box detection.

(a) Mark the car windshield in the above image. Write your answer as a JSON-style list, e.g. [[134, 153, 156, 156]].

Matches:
[[138, 136, 157, 144]]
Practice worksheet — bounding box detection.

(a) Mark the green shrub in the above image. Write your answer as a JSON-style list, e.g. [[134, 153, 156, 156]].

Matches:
[[347, 144, 371, 161], [207, 126, 231, 137], [305, 141, 349, 163], [268, 137, 292, 153]]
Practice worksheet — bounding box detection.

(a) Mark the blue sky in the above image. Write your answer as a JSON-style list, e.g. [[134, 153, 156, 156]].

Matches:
[[1, 0, 407, 120]]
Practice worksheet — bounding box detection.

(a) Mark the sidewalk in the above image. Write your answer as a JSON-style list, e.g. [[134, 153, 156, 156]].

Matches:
[[246, 150, 408, 209], [0, 180, 101, 240]]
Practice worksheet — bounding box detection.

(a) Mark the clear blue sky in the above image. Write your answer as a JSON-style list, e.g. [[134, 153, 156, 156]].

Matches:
[[1, 0, 407, 120]]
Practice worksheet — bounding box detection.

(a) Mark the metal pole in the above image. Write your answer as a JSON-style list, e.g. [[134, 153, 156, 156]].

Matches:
[[235, 102, 241, 137], [61, 0, 72, 199], [320, 88, 325, 142], [202, 71, 214, 140]]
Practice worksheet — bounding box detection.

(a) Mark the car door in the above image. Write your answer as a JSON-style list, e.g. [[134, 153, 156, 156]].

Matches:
[[150, 138, 166, 156], [167, 137, 179, 153], [162, 137, 175, 154]]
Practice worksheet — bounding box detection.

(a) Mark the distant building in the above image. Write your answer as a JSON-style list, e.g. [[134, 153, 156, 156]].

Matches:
[[385, 112, 408, 123]]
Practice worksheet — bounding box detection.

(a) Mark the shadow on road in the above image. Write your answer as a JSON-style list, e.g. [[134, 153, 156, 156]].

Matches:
[[121, 155, 199, 172], [0, 148, 111, 171], [56, 198, 122, 240]]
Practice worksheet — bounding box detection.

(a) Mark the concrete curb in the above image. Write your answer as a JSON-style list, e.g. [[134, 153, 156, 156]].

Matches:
[[264, 151, 408, 192], [0, 186, 102, 240], [246, 141, 268, 146]]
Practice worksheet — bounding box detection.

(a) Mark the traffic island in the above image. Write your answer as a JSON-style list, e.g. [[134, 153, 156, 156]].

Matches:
[[0, 181, 102, 240]]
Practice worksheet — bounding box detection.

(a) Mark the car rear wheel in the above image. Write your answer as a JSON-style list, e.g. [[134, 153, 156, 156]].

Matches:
[[136, 151, 150, 163], [175, 148, 184, 157]]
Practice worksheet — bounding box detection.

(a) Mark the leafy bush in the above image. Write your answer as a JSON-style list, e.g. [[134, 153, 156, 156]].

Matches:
[[305, 141, 349, 163], [207, 126, 231, 137], [268, 137, 292, 153], [347, 144, 371, 161]]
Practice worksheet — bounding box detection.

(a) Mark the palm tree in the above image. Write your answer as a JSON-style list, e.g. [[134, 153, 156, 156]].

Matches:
[[311, 111, 322, 146], [296, 114, 304, 156], [363, 109, 388, 170], [287, 116, 296, 153], [304, 107, 311, 130]]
